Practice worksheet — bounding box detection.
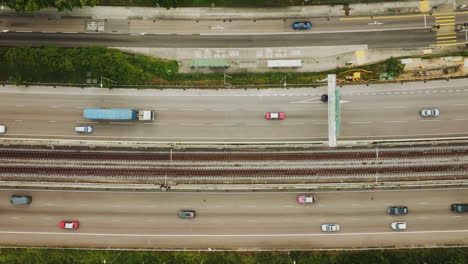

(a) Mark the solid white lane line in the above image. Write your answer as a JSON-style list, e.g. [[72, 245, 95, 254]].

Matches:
[[109, 122, 133, 125], [2, 229, 468, 237], [350, 121, 373, 124]]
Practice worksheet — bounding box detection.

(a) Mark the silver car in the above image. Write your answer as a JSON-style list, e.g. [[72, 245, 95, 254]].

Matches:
[[321, 224, 340, 232], [391, 222, 407, 230], [75, 125, 93, 133], [420, 108, 440, 117]]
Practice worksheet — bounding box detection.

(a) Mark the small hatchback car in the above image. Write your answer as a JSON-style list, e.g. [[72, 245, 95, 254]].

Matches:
[[60, 221, 79, 229], [265, 112, 285, 120], [321, 224, 340, 232], [296, 195, 317, 204], [388, 206, 408, 215], [75, 125, 93, 133], [178, 210, 196, 219], [420, 108, 440, 117], [391, 222, 407, 230], [292, 21, 312, 30], [10, 195, 32, 205]]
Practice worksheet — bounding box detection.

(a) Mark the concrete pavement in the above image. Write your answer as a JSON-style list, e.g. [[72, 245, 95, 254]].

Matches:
[[0, 0, 456, 20], [0, 188, 466, 249], [0, 78, 467, 143]]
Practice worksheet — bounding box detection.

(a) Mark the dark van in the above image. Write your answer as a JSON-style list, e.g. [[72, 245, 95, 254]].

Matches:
[[451, 204, 468, 213]]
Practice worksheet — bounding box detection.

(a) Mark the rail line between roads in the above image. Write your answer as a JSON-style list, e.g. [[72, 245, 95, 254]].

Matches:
[[0, 145, 467, 184]]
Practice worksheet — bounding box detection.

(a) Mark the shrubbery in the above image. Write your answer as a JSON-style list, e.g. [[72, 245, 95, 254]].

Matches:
[[1, 46, 178, 85], [0, 248, 466, 264]]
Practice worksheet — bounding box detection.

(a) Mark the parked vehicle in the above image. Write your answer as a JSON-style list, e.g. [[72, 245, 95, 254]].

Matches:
[[391, 222, 407, 230], [83, 109, 155, 121], [321, 224, 340, 232], [451, 204, 468, 213], [0, 125, 6, 134], [420, 108, 440, 117], [75, 125, 93, 133], [388, 206, 408, 215], [292, 21, 312, 30], [178, 210, 196, 219], [296, 195, 317, 204], [265, 112, 285, 120], [60, 221, 79, 229], [10, 195, 32, 205]]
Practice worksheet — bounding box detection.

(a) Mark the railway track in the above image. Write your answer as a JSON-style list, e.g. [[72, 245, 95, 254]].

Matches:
[[0, 146, 467, 184]]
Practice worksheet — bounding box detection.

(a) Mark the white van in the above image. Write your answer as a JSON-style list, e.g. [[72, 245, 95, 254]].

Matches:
[[75, 125, 93, 133], [0, 125, 6, 134]]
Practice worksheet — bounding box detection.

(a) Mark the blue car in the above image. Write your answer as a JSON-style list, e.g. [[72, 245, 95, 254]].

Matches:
[[292, 21, 312, 30]]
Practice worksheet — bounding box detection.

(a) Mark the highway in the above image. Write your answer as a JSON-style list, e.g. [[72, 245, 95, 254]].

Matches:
[[0, 188, 466, 249], [0, 79, 467, 142]]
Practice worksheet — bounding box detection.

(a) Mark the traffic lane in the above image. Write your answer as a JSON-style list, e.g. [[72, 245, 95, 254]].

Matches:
[[0, 209, 465, 235], [0, 30, 435, 48], [1, 189, 463, 217], [0, 228, 466, 249]]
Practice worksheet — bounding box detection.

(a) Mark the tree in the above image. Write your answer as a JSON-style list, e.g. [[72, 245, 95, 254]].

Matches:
[[5, 0, 97, 12], [153, 0, 178, 9]]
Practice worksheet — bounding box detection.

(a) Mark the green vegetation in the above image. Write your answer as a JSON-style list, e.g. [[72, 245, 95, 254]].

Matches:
[[0, 46, 178, 86], [0, 46, 427, 87], [0, 247, 466, 263], [4, 0, 97, 12]]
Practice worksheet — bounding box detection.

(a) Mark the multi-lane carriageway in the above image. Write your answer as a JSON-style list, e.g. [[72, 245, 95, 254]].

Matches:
[[0, 188, 466, 249], [0, 78, 468, 143]]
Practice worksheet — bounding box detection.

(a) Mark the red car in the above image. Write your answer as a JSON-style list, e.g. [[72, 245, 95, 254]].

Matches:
[[265, 112, 285, 120], [297, 195, 317, 204], [59, 221, 79, 230]]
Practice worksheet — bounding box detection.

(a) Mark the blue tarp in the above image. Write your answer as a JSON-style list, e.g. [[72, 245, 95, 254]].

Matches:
[[83, 109, 136, 120]]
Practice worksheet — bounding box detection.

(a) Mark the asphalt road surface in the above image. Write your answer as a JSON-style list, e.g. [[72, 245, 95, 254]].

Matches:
[[0, 188, 466, 249], [0, 79, 467, 142]]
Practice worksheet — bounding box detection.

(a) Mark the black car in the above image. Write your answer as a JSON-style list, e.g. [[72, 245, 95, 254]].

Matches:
[[321, 94, 328, 103], [10, 195, 32, 205], [451, 204, 468, 213], [388, 206, 408, 215]]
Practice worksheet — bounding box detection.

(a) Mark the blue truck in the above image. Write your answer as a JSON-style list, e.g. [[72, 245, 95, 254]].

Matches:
[[83, 108, 155, 121]]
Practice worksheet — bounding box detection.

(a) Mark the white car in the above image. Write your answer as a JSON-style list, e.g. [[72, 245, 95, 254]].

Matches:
[[75, 125, 93, 133], [321, 224, 340, 232], [420, 108, 440, 117], [0, 125, 6, 134], [391, 222, 407, 230]]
